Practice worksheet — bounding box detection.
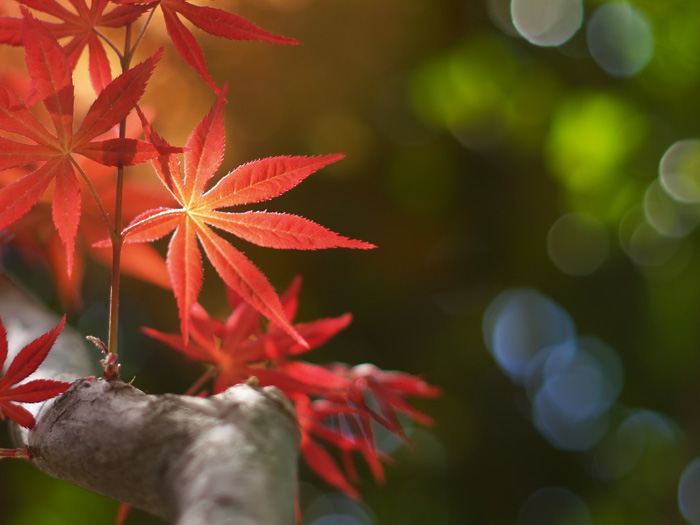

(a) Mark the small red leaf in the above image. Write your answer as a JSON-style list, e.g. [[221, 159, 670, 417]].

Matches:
[[0, 314, 71, 429], [0, 316, 66, 388], [135, 107, 184, 200], [242, 314, 354, 362]]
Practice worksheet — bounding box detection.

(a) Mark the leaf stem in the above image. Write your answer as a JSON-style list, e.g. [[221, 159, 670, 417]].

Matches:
[[129, 7, 157, 60], [95, 29, 124, 61], [107, 165, 124, 357], [106, 25, 135, 358]]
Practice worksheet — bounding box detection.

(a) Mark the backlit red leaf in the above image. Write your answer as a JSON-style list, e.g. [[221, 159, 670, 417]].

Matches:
[[76, 138, 168, 166], [51, 158, 81, 272], [161, 4, 218, 93], [86, 31, 112, 92], [184, 85, 226, 199], [0, 21, 167, 276], [141, 326, 215, 363], [22, 9, 74, 145], [117, 0, 300, 92], [0, 84, 54, 145], [119, 208, 180, 243], [0, 138, 54, 170], [171, 0, 299, 45], [127, 91, 374, 345], [1, 0, 151, 94], [168, 220, 203, 342], [202, 211, 376, 250], [0, 17, 22, 46], [200, 155, 346, 209], [196, 223, 304, 346], [0, 160, 60, 231], [75, 49, 163, 144]]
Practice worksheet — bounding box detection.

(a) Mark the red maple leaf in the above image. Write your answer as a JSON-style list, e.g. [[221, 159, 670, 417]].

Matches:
[[293, 394, 368, 499], [329, 363, 442, 440], [143, 277, 378, 497], [122, 87, 375, 343], [143, 276, 354, 394], [0, 314, 72, 429], [0, 0, 150, 93], [143, 277, 439, 498], [118, 0, 299, 92], [1, 110, 173, 309], [293, 364, 441, 497], [1, 161, 172, 310], [0, 11, 169, 275]]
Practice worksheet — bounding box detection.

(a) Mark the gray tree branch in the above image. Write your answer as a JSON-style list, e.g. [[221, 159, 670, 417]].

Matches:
[[0, 276, 300, 524]]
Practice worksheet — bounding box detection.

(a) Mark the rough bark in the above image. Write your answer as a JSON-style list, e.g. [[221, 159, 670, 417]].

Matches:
[[0, 276, 300, 524]]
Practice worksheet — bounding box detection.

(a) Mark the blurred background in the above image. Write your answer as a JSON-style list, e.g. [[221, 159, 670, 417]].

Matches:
[[5, 0, 700, 523]]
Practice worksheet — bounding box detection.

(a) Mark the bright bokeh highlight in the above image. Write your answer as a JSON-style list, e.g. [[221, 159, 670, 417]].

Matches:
[[586, 3, 654, 77], [484, 290, 623, 451], [644, 180, 700, 238], [659, 139, 700, 204], [483, 289, 575, 383], [511, 0, 583, 47]]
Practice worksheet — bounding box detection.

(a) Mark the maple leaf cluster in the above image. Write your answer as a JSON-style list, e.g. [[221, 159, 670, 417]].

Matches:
[[0, 0, 439, 500], [0, 0, 304, 307], [144, 276, 441, 497], [0, 7, 172, 307]]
